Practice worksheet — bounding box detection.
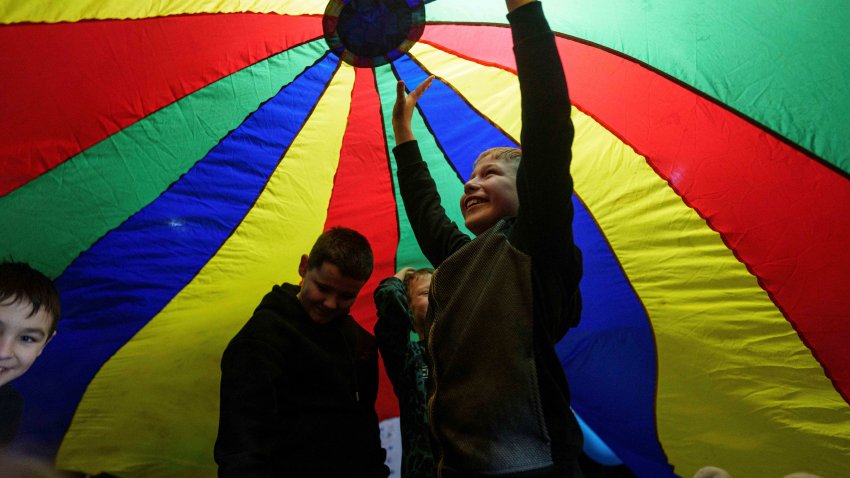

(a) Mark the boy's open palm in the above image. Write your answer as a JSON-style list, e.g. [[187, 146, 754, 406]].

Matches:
[[392, 76, 434, 144], [506, 0, 536, 13]]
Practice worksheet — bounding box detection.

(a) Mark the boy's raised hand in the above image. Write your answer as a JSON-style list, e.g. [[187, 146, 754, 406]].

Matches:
[[394, 267, 415, 282], [506, 0, 536, 12], [392, 75, 434, 145]]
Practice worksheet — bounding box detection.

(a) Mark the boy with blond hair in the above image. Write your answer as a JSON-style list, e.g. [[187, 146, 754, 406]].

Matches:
[[392, 0, 584, 476]]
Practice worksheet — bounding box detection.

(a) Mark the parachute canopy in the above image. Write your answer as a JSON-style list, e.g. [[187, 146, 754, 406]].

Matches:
[[1, 1, 848, 477]]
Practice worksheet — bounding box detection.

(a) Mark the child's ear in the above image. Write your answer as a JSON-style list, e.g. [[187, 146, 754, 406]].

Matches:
[[298, 254, 309, 278]]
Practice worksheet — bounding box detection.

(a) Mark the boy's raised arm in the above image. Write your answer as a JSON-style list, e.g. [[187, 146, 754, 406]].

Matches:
[[506, 0, 536, 12], [510, 1, 577, 262], [373, 272, 416, 392], [509, 1, 582, 339], [393, 78, 471, 267], [392, 77, 433, 145]]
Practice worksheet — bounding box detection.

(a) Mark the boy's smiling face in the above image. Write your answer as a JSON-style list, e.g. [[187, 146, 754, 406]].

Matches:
[[460, 153, 519, 236], [0, 298, 54, 387]]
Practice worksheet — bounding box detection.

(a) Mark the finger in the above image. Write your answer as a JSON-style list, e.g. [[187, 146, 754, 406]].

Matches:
[[393, 81, 407, 117], [411, 75, 435, 100]]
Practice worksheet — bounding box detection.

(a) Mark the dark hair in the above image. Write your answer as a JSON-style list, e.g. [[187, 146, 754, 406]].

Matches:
[[0, 262, 61, 335], [307, 227, 374, 281]]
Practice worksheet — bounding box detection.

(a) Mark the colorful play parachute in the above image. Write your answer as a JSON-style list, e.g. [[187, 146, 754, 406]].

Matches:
[[1, 1, 849, 477]]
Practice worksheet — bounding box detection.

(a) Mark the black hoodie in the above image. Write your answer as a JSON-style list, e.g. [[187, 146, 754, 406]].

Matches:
[[214, 283, 388, 478]]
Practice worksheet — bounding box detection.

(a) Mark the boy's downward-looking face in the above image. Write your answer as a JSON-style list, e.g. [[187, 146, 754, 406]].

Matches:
[[297, 256, 366, 325], [461, 153, 519, 236], [0, 298, 54, 387]]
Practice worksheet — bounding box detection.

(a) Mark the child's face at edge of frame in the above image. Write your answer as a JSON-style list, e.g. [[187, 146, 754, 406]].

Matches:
[[460, 153, 519, 236], [407, 273, 431, 337], [297, 255, 367, 325], [0, 298, 55, 387]]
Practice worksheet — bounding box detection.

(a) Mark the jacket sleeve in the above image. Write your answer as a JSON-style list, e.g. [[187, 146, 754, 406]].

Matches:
[[509, 2, 577, 262], [373, 277, 417, 399], [214, 338, 285, 478], [509, 2, 583, 337], [394, 140, 471, 267]]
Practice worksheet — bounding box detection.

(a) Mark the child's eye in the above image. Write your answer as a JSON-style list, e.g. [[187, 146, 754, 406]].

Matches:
[[20, 335, 38, 344]]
